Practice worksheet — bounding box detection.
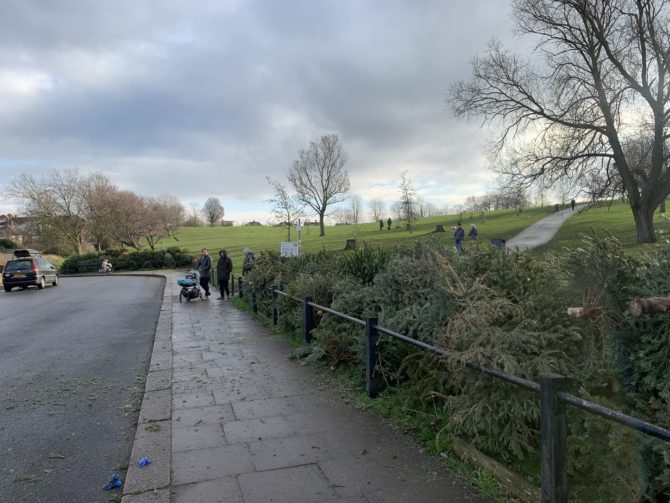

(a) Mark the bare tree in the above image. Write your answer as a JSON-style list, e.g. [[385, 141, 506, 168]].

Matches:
[[8, 169, 90, 253], [202, 197, 225, 228], [369, 198, 386, 222], [141, 197, 170, 250], [82, 173, 118, 251], [390, 201, 403, 224], [266, 177, 303, 241], [108, 191, 147, 249], [288, 134, 350, 236], [399, 171, 417, 233], [186, 203, 203, 227], [155, 194, 185, 240], [450, 0, 670, 243]]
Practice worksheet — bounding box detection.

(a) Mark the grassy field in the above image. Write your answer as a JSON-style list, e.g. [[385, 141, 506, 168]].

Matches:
[[535, 200, 670, 255], [156, 206, 556, 275]]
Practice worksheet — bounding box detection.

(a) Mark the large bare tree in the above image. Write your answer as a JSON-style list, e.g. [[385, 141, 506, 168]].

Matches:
[[202, 197, 225, 228], [8, 169, 90, 253], [266, 177, 303, 241], [82, 173, 118, 251], [155, 194, 185, 241], [288, 134, 350, 236], [450, 0, 670, 243], [369, 198, 386, 222]]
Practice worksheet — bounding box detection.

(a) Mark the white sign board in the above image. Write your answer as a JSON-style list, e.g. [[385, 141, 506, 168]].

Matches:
[[280, 241, 300, 258]]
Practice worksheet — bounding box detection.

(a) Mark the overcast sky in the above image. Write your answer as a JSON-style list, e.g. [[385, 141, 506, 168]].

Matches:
[[0, 0, 519, 224]]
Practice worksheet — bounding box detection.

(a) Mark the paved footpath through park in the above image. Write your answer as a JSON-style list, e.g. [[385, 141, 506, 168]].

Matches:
[[506, 204, 584, 251], [121, 272, 490, 503]]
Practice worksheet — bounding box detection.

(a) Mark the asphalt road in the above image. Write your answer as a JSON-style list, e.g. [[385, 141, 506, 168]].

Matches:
[[0, 275, 165, 503]]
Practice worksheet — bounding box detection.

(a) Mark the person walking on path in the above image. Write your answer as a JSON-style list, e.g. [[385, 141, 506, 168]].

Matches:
[[197, 248, 212, 298], [468, 223, 478, 241], [379, 219, 384, 231], [454, 222, 465, 254], [387, 217, 392, 230], [216, 249, 233, 300], [571, 198, 576, 211]]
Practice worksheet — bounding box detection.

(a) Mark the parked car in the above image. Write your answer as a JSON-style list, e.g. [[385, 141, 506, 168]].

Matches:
[[2, 249, 59, 292]]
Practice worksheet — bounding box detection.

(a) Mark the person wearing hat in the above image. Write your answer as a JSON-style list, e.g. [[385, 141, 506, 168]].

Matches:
[[242, 248, 256, 276]]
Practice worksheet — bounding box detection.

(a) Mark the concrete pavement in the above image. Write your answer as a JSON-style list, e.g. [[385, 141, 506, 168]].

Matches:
[[506, 205, 584, 251], [121, 273, 490, 503]]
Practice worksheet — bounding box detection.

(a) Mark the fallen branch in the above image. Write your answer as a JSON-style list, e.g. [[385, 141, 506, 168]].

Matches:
[[629, 296, 670, 317], [566, 306, 603, 318]]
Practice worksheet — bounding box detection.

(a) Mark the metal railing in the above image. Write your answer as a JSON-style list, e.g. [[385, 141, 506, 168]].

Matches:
[[245, 284, 670, 503]]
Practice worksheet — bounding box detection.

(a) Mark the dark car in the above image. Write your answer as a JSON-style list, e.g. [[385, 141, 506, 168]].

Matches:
[[2, 250, 59, 292]]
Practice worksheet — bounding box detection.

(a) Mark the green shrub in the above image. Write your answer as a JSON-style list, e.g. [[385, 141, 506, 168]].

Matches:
[[59, 247, 192, 273], [0, 238, 16, 249]]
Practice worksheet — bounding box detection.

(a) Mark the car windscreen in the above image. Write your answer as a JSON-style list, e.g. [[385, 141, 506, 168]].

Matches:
[[5, 260, 33, 272]]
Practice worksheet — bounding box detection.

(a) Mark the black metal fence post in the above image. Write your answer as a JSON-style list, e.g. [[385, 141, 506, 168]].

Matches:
[[238, 276, 244, 298], [303, 296, 315, 344], [365, 316, 380, 398], [271, 285, 278, 325], [540, 373, 568, 503]]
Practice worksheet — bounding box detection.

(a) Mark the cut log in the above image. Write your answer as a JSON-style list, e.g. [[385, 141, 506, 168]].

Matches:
[[451, 437, 541, 503], [344, 239, 357, 250], [629, 296, 670, 316], [567, 307, 584, 318], [434, 224, 446, 232]]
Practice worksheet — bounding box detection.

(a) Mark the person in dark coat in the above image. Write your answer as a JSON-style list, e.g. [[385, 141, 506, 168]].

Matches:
[[242, 248, 256, 276], [216, 249, 233, 300], [379, 219, 384, 231], [571, 198, 576, 211], [468, 224, 478, 241], [387, 217, 392, 230], [454, 223, 465, 254], [197, 248, 212, 298]]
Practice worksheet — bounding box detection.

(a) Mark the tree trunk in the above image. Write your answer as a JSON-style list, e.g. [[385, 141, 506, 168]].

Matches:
[[319, 212, 325, 237], [631, 203, 657, 244]]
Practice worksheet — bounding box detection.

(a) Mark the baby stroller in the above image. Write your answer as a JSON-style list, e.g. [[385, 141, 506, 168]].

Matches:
[[177, 270, 204, 302]]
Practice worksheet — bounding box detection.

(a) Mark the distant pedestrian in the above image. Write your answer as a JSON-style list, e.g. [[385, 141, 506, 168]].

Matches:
[[454, 222, 465, 254], [571, 199, 576, 211], [242, 248, 256, 276], [216, 249, 233, 300], [379, 219, 384, 231], [387, 217, 392, 230], [197, 248, 212, 298], [468, 223, 478, 241]]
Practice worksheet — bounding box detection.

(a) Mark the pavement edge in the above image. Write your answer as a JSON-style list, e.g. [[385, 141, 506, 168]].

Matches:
[[121, 274, 173, 503]]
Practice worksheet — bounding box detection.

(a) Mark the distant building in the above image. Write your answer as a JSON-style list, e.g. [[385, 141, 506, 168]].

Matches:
[[303, 220, 320, 226], [221, 220, 235, 227], [245, 220, 263, 226]]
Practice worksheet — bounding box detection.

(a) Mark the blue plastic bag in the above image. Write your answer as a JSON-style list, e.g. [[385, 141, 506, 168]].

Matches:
[[138, 456, 152, 468]]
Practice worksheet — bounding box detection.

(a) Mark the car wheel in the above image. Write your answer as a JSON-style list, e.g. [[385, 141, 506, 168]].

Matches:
[[37, 277, 46, 289], [52, 276, 59, 286], [3, 285, 11, 292]]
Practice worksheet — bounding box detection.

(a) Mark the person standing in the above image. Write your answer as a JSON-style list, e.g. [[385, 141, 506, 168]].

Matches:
[[197, 248, 212, 298], [454, 222, 465, 254], [242, 248, 256, 276], [216, 250, 233, 300], [468, 223, 478, 241], [379, 219, 384, 231], [571, 198, 576, 211], [387, 217, 392, 230]]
